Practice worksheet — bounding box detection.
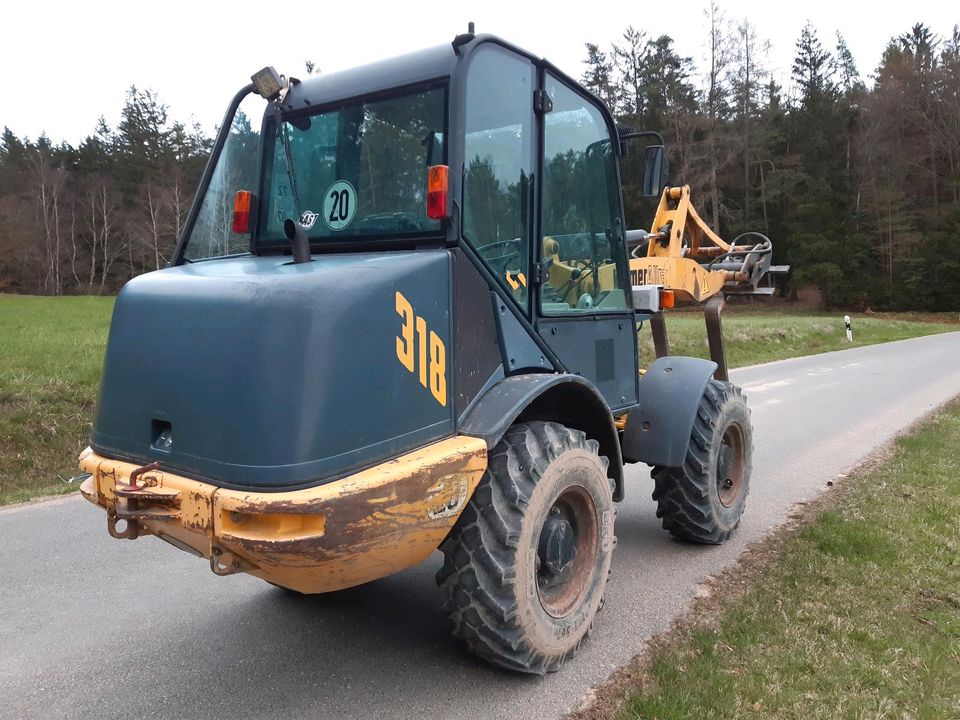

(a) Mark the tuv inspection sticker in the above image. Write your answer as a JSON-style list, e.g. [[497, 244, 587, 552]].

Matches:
[[322, 180, 357, 231]]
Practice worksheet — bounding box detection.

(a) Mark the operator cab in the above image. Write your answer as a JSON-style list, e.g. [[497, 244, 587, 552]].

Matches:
[[176, 32, 638, 405]]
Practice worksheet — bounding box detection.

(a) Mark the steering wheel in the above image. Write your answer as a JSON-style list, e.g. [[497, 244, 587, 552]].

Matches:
[[482, 238, 522, 256], [481, 238, 524, 275]]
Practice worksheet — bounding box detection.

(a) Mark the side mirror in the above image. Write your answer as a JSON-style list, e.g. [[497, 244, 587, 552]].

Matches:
[[641, 145, 669, 198]]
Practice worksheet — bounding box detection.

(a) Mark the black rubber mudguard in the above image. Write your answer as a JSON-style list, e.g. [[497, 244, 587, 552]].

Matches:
[[459, 373, 625, 500], [621, 356, 718, 467]]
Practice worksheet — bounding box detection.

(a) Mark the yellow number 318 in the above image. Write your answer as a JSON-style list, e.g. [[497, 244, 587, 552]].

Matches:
[[395, 291, 447, 407]]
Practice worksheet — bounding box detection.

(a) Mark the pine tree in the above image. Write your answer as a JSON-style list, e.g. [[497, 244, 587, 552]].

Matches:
[[612, 27, 647, 117], [792, 22, 837, 107], [835, 33, 865, 95], [784, 23, 866, 306], [581, 43, 617, 110], [641, 35, 697, 130], [940, 27, 960, 204]]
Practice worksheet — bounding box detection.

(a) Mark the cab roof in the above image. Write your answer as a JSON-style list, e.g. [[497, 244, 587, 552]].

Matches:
[[276, 33, 553, 114], [280, 42, 459, 113]]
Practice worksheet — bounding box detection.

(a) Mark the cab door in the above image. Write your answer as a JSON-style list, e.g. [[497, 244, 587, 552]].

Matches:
[[460, 44, 536, 313], [534, 71, 639, 412]]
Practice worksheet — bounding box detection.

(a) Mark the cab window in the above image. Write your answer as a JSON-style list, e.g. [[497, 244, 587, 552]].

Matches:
[[540, 74, 628, 314], [258, 86, 446, 247], [183, 93, 264, 261], [462, 46, 535, 310]]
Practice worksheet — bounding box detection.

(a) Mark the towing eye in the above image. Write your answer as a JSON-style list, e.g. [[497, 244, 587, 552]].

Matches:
[[106, 461, 161, 540]]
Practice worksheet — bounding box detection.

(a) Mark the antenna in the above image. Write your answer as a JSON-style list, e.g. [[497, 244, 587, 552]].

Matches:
[[452, 22, 477, 54]]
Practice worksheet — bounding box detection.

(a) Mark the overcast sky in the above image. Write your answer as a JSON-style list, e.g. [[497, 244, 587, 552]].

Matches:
[[2, 1, 957, 144]]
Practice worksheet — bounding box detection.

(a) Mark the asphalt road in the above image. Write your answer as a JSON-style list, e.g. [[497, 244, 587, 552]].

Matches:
[[3, 332, 960, 720]]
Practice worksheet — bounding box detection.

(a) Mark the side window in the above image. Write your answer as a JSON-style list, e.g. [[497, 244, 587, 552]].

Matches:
[[540, 75, 628, 314], [184, 93, 264, 261], [463, 47, 535, 310]]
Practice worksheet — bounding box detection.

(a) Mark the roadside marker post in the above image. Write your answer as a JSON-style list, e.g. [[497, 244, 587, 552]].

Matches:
[[844, 315, 853, 342]]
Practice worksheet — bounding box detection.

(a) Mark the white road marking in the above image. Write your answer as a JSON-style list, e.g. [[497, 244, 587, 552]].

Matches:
[[743, 379, 794, 393]]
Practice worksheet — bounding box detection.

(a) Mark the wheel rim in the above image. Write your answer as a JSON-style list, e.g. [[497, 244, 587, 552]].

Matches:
[[716, 422, 746, 507], [536, 484, 599, 618]]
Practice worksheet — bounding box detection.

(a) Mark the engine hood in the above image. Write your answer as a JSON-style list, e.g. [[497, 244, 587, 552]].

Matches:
[[92, 251, 453, 489]]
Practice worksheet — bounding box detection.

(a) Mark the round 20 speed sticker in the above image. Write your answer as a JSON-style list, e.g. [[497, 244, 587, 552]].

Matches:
[[322, 180, 357, 231]]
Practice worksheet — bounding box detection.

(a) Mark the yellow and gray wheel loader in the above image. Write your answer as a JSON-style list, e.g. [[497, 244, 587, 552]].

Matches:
[[78, 28, 782, 674]]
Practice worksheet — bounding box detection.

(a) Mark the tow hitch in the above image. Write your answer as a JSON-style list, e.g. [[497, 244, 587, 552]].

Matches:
[[107, 461, 177, 540]]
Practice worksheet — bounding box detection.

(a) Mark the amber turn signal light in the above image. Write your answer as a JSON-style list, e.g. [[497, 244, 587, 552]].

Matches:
[[232, 190, 252, 233], [659, 288, 675, 309], [426, 165, 448, 220]]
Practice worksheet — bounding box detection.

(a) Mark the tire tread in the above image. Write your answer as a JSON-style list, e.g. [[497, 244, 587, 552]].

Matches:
[[437, 421, 614, 674], [652, 380, 752, 544]]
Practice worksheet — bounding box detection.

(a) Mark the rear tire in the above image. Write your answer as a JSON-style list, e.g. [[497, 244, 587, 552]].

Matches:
[[437, 421, 615, 674], [652, 379, 752, 544]]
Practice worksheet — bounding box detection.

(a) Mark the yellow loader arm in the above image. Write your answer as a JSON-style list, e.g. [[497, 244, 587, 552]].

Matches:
[[629, 186, 780, 304]]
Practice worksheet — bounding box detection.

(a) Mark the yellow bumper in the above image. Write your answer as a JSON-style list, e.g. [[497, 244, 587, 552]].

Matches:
[[79, 437, 487, 593]]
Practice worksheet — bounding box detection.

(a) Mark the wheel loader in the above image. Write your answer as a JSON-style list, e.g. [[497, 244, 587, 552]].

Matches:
[[77, 28, 782, 675]]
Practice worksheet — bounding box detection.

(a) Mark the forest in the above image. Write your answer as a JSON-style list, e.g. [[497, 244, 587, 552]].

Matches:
[[1, 10, 959, 310]]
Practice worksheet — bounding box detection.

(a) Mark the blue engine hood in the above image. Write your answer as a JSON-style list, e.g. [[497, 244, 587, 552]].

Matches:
[[92, 251, 453, 489]]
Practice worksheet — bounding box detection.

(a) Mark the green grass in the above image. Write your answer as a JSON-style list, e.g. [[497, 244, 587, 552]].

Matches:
[[0, 295, 955, 505], [638, 310, 956, 369], [0, 295, 114, 504], [620, 401, 960, 720]]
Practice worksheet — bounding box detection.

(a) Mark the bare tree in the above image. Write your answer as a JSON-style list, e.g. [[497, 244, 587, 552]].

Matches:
[[733, 19, 769, 222], [143, 183, 165, 270], [29, 148, 68, 294], [83, 179, 124, 294], [703, 1, 736, 232], [69, 202, 81, 291]]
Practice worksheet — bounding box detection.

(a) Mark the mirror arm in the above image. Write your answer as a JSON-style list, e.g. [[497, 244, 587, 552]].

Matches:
[[619, 130, 665, 154]]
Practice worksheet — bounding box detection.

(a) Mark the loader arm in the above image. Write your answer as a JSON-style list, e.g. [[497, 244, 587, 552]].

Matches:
[[629, 185, 783, 304]]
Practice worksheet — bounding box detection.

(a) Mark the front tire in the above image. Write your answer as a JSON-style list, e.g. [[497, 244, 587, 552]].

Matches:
[[652, 379, 752, 544], [437, 421, 615, 674]]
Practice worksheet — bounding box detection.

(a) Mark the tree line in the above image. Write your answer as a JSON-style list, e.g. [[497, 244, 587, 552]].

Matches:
[[0, 88, 210, 295], [591, 8, 960, 309], [1, 11, 959, 309]]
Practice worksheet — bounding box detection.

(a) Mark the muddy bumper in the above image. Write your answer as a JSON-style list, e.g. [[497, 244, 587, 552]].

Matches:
[[78, 437, 487, 593]]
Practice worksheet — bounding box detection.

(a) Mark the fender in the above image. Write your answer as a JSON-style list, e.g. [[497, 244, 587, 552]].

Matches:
[[621, 356, 718, 468], [459, 373, 625, 501]]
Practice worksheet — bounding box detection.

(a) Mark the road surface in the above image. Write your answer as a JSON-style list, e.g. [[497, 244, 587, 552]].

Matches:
[[2, 332, 960, 720]]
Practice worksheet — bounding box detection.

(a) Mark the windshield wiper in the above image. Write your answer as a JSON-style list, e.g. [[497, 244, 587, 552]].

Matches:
[[274, 107, 312, 263], [250, 66, 311, 263], [273, 107, 310, 263], [274, 105, 303, 225]]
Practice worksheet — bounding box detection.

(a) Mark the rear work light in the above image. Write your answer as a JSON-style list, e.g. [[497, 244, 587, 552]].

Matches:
[[426, 165, 449, 220], [232, 190, 252, 233]]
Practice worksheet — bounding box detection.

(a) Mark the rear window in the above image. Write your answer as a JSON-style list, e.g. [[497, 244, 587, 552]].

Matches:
[[259, 85, 447, 249]]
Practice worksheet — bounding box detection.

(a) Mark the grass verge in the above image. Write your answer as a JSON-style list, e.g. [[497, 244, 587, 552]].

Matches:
[[0, 295, 114, 504], [580, 399, 960, 720], [638, 310, 956, 368]]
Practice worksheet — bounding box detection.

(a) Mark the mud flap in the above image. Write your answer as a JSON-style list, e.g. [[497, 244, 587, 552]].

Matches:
[[621, 356, 717, 467]]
